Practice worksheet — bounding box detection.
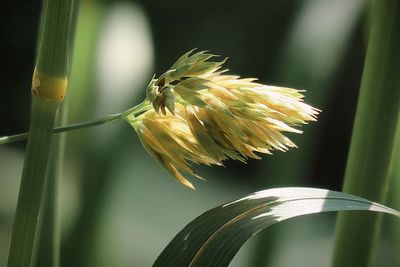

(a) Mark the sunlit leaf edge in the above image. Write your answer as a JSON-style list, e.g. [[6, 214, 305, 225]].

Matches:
[[154, 187, 400, 267]]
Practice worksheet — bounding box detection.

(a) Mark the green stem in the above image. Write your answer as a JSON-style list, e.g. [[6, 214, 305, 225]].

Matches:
[[36, 85, 78, 266], [8, 98, 59, 267], [36, 0, 75, 76], [0, 100, 150, 145], [36, 107, 66, 267], [332, 1, 400, 266], [387, 111, 400, 266], [7, 0, 77, 266]]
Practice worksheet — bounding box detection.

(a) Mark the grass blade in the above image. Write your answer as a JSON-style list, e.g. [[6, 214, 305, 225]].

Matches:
[[154, 187, 399, 267]]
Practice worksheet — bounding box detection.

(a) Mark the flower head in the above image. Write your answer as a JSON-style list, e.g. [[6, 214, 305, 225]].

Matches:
[[129, 50, 319, 188]]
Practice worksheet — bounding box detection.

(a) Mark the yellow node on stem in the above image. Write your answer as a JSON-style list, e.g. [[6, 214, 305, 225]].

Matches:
[[31, 68, 68, 101]]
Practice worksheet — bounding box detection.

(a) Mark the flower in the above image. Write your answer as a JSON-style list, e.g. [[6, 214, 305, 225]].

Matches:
[[129, 105, 219, 189], [128, 50, 319, 188]]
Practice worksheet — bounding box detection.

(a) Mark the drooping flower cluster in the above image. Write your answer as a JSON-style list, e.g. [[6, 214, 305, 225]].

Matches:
[[127, 50, 319, 189]]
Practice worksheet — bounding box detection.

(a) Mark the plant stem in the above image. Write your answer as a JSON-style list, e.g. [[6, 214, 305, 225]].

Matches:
[[387, 111, 400, 266], [36, 107, 66, 267], [7, 0, 77, 266], [0, 100, 150, 145], [8, 98, 59, 267], [331, 1, 400, 266]]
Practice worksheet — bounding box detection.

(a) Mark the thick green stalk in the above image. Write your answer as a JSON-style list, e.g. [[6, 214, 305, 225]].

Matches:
[[37, 3, 78, 264], [332, 1, 400, 266], [36, 1, 75, 76], [36, 106, 66, 267], [387, 112, 400, 266], [7, 0, 77, 266], [7, 98, 58, 267]]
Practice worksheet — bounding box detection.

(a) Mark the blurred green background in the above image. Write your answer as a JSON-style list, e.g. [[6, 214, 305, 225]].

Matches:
[[0, 0, 397, 266]]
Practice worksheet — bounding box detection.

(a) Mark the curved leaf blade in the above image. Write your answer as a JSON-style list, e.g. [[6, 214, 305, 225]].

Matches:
[[154, 187, 400, 267]]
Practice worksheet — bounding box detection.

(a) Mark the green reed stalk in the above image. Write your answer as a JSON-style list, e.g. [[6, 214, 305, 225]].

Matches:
[[332, 1, 400, 266], [387, 112, 400, 266], [35, 104, 68, 267], [7, 0, 77, 266]]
